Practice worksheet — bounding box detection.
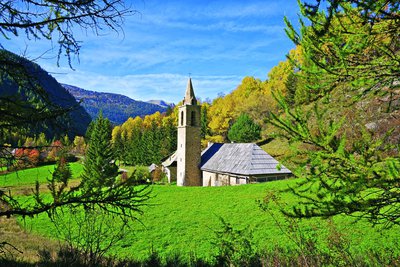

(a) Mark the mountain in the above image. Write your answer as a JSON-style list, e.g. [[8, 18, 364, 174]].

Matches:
[[0, 49, 91, 139], [63, 84, 168, 125], [147, 100, 175, 109]]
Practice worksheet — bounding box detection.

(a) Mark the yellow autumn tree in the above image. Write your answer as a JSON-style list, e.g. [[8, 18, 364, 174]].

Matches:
[[208, 76, 277, 142]]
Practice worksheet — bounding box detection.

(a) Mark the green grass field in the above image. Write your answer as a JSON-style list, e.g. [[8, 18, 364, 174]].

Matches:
[[0, 162, 84, 188], [18, 178, 400, 263]]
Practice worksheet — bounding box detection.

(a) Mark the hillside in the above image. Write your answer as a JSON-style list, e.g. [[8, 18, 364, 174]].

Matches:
[[0, 49, 91, 140], [64, 84, 169, 125]]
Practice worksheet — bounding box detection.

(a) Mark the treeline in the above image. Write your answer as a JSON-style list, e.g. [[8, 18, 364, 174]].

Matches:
[[111, 112, 177, 166], [2, 136, 87, 172]]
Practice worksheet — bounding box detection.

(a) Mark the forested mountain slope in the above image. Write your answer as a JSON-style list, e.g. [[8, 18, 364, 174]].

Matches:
[[0, 49, 91, 141], [64, 84, 169, 125]]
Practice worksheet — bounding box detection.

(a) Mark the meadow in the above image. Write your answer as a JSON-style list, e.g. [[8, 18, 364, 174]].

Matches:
[[9, 168, 399, 264], [0, 162, 83, 188]]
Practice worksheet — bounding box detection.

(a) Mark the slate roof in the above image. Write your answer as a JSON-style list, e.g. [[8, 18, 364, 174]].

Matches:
[[161, 151, 177, 167], [161, 143, 291, 176], [200, 143, 291, 176]]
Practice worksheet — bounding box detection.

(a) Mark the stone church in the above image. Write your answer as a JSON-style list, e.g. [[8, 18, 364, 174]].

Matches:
[[162, 79, 292, 186]]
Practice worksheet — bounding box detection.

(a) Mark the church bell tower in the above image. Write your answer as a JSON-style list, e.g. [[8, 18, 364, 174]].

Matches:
[[177, 78, 202, 186]]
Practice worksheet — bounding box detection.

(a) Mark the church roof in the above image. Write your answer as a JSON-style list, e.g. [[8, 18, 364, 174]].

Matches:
[[161, 151, 177, 167], [200, 143, 291, 176], [183, 78, 197, 105]]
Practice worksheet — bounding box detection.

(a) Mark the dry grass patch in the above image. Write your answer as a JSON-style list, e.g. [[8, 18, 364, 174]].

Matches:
[[0, 216, 61, 264]]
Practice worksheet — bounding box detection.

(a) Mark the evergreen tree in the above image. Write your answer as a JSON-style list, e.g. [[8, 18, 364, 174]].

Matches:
[[48, 153, 72, 201], [285, 72, 297, 106], [85, 120, 95, 142], [163, 116, 177, 156], [127, 126, 143, 165], [111, 126, 125, 165], [36, 132, 48, 147], [201, 103, 210, 138], [267, 0, 400, 227], [81, 112, 118, 190], [228, 114, 261, 143]]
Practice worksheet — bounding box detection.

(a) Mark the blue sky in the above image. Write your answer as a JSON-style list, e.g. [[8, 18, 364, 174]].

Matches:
[[4, 0, 301, 104]]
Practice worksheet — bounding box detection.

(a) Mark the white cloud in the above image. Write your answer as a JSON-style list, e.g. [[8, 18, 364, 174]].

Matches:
[[5, 0, 299, 105], [199, 1, 286, 19], [138, 1, 289, 21], [136, 16, 285, 34], [46, 69, 243, 104]]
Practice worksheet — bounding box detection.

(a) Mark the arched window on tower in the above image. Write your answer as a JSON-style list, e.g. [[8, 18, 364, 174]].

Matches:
[[181, 111, 184, 126], [191, 111, 196, 126]]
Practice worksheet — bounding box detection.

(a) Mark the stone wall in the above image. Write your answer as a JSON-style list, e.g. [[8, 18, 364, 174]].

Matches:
[[176, 104, 202, 186], [202, 171, 248, 186], [163, 166, 177, 183]]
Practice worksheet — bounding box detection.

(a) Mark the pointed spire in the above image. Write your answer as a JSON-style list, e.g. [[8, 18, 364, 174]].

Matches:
[[183, 78, 197, 105]]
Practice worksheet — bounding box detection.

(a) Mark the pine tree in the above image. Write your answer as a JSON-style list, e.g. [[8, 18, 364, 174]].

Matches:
[[81, 112, 118, 190], [163, 116, 177, 158], [201, 103, 210, 138], [228, 114, 261, 143], [111, 126, 125, 165], [128, 126, 143, 165]]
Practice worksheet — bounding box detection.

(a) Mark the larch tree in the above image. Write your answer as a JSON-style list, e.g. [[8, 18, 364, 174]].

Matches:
[[266, 0, 400, 227], [81, 112, 118, 190], [201, 102, 211, 139]]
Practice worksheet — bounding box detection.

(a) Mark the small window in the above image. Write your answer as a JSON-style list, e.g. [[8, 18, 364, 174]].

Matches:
[[191, 111, 196, 126], [181, 111, 184, 126]]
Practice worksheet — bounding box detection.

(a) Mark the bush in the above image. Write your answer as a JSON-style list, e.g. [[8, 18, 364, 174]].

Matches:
[[213, 217, 260, 267], [130, 166, 151, 184]]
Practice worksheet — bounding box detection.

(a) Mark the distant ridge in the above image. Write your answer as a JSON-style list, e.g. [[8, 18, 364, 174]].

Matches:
[[147, 100, 175, 109], [63, 84, 168, 125]]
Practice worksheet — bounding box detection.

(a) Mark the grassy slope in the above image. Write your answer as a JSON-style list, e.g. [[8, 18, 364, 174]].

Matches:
[[0, 162, 83, 188], [0, 216, 61, 263], [0, 163, 84, 263], [20, 179, 400, 263]]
